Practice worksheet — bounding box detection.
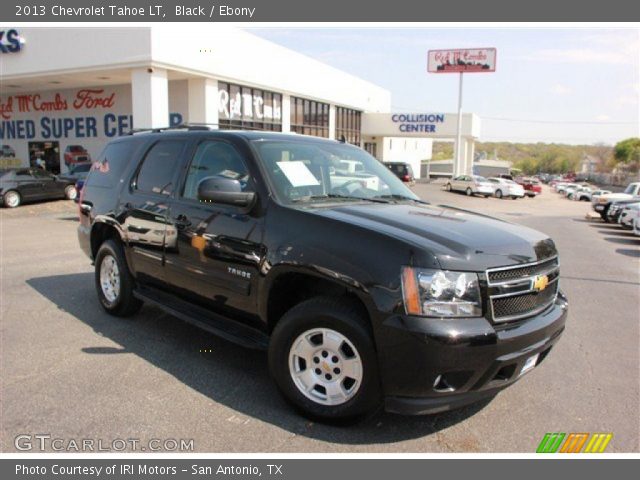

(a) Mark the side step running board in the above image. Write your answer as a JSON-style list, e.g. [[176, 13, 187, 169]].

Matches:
[[134, 287, 269, 350]]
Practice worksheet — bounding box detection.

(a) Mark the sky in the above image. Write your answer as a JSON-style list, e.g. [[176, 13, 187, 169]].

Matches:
[[249, 27, 640, 145]]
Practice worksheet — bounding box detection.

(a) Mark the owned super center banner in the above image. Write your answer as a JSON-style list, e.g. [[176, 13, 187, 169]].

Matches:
[[427, 48, 497, 73]]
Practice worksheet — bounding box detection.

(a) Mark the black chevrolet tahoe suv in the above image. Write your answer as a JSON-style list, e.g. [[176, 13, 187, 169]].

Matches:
[[78, 127, 568, 422]]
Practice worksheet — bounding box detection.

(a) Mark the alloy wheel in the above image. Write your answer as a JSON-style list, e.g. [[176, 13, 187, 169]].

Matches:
[[4, 191, 20, 208], [288, 328, 363, 406], [99, 255, 121, 304]]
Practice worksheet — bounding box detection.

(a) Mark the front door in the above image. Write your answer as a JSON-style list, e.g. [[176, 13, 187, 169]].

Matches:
[[164, 139, 265, 325], [31, 169, 62, 199]]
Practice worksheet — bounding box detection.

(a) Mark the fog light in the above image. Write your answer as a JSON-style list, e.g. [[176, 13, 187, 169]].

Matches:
[[433, 374, 455, 393]]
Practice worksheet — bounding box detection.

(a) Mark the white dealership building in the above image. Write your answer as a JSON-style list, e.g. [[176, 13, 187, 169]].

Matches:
[[0, 26, 480, 177]]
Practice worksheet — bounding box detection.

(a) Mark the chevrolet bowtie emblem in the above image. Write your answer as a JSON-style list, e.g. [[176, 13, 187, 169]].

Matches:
[[532, 274, 549, 292]]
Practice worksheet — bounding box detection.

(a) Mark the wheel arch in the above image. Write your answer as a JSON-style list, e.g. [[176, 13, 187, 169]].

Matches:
[[261, 267, 374, 335], [90, 217, 126, 259]]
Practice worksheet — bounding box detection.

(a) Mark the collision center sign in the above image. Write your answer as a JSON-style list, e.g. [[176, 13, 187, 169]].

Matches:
[[428, 48, 497, 73]]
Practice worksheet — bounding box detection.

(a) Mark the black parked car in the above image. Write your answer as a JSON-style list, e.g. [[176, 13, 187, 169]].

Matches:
[[78, 128, 568, 422], [385, 162, 415, 185], [1, 168, 78, 208]]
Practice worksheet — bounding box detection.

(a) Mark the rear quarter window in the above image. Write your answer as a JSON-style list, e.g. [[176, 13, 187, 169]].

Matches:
[[84, 141, 137, 189]]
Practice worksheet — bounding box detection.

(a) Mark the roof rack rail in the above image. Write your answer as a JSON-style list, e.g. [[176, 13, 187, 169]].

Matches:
[[126, 123, 291, 135], [126, 123, 217, 135]]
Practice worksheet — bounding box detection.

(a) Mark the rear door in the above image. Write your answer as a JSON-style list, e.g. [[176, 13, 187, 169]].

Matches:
[[118, 139, 189, 286], [14, 169, 44, 200]]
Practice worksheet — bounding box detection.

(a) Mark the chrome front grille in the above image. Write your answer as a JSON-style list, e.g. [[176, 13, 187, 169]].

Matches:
[[487, 257, 559, 323], [487, 256, 558, 284]]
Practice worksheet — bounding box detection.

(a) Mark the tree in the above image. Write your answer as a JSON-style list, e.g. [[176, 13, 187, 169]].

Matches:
[[613, 138, 640, 170]]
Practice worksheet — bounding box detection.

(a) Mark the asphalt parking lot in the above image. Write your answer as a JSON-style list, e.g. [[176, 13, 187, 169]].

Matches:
[[1, 183, 638, 453]]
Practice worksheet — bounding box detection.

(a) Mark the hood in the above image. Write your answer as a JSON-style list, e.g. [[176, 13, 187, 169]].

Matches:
[[310, 202, 555, 271], [602, 193, 636, 201]]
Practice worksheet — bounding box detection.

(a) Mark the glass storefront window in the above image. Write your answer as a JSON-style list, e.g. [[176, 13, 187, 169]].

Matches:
[[335, 107, 362, 146], [290, 97, 330, 138]]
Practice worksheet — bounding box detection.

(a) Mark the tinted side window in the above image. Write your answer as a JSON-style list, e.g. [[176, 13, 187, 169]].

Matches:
[[135, 140, 186, 195], [32, 169, 55, 179], [85, 141, 136, 189], [15, 169, 33, 180], [182, 141, 251, 200]]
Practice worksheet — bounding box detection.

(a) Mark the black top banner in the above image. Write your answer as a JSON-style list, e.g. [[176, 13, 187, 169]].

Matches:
[[1, 0, 639, 22]]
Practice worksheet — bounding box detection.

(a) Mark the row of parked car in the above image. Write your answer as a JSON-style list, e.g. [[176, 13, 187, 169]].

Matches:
[[445, 174, 541, 199], [551, 180, 611, 202], [589, 182, 640, 235]]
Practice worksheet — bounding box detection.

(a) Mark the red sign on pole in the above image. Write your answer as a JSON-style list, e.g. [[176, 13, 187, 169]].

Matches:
[[427, 48, 497, 73]]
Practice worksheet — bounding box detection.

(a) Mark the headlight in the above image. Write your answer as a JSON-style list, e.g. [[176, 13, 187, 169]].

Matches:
[[401, 267, 482, 317]]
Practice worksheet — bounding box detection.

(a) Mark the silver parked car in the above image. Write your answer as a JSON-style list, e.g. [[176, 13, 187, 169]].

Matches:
[[445, 175, 495, 197]]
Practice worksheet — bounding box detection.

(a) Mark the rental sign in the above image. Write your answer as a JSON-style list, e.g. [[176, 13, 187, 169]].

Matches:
[[427, 48, 497, 73]]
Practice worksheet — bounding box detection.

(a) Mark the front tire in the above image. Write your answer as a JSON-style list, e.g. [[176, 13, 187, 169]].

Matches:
[[269, 297, 381, 423], [495, 189, 503, 199], [3, 190, 21, 208], [94, 239, 143, 317], [445, 183, 452, 192]]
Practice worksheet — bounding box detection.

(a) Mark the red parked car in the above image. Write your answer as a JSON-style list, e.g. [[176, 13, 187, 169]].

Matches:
[[64, 145, 91, 167], [517, 177, 543, 197]]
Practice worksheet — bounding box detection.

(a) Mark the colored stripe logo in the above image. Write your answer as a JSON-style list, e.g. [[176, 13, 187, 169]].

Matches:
[[537, 433, 612, 453]]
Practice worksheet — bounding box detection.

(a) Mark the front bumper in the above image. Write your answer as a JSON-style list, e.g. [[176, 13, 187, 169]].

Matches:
[[378, 291, 568, 415]]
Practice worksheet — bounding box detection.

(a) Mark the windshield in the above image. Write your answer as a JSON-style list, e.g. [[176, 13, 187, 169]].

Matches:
[[473, 176, 488, 182], [623, 184, 637, 194], [252, 140, 420, 204]]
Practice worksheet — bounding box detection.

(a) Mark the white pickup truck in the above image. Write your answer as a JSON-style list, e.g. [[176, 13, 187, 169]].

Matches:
[[593, 182, 640, 219]]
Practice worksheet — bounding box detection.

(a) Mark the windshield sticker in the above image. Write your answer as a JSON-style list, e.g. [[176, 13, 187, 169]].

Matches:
[[277, 161, 320, 187]]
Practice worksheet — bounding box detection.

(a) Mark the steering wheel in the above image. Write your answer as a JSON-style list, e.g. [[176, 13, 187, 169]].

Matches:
[[332, 179, 364, 196]]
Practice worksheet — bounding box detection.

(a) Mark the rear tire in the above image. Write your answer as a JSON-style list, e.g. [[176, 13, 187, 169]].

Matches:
[[466, 187, 473, 196], [495, 189, 503, 199], [3, 190, 21, 208], [269, 296, 381, 423], [94, 239, 142, 317]]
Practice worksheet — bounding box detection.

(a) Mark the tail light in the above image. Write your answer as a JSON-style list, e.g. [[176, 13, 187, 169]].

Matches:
[[402, 175, 410, 181]]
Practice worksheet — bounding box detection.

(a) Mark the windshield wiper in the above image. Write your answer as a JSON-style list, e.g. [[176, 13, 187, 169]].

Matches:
[[371, 194, 426, 203], [292, 194, 391, 204]]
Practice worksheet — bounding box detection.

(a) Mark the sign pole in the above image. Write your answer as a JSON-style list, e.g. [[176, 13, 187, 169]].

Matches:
[[428, 48, 496, 177], [455, 72, 464, 176]]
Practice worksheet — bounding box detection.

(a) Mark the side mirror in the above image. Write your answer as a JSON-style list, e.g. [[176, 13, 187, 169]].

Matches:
[[197, 176, 256, 209]]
